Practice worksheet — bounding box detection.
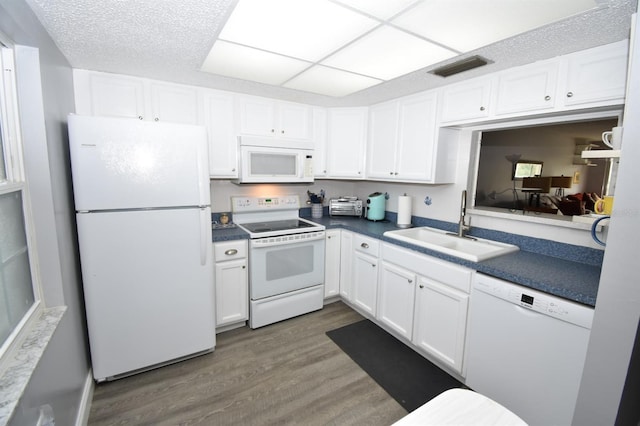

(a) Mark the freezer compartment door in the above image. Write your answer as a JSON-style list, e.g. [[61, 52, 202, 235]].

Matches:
[[77, 208, 215, 380], [68, 115, 210, 211]]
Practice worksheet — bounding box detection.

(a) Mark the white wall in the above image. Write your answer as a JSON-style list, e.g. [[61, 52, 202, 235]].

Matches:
[[0, 2, 90, 425], [572, 13, 640, 425]]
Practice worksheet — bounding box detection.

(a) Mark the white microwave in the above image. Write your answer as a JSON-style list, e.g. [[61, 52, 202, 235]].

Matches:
[[234, 137, 314, 184]]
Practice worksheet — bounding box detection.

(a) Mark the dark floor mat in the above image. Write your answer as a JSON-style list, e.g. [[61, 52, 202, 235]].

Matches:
[[326, 319, 465, 412]]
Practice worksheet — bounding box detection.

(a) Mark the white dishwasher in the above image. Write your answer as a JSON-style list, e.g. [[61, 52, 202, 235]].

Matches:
[[465, 274, 594, 426]]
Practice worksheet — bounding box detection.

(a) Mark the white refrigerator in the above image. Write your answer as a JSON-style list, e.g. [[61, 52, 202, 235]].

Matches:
[[68, 114, 215, 381]]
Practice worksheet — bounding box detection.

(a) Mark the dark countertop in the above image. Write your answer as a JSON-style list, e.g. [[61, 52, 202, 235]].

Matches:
[[213, 216, 601, 307]]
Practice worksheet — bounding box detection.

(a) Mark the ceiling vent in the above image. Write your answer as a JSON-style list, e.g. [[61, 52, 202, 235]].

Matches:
[[430, 56, 491, 77]]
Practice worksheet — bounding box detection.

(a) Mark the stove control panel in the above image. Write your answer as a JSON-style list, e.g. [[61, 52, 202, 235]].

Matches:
[[232, 195, 300, 212]]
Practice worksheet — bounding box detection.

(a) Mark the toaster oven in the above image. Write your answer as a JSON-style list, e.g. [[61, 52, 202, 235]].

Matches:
[[329, 197, 363, 217]]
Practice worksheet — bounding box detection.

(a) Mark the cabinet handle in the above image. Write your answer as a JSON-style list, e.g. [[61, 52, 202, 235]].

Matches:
[[271, 129, 275, 133], [327, 236, 332, 239], [360, 243, 369, 249], [389, 172, 394, 175], [408, 279, 413, 283], [371, 264, 376, 268], [323, 170, 327, 173], [566, 91, 574, 98], [242, 265, 246, 269], [154, 117, 159, 121], [138, 116, 143, 120], [419, 284, 424, 289], [394, 172, 398, 175], [225, 249, 238, 256], [281, 130, 285, 134], [544, 95, 551, 101], [232, 168, 236, 172], [480, 106, 485, 111]]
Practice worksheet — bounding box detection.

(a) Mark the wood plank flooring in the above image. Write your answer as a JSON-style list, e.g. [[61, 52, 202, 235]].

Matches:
[[88, 302, 408, 425]]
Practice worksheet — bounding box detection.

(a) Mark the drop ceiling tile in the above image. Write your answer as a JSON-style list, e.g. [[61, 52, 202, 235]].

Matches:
[[283, 65, 383, 97], [331, 0, 422, 20], [219, 0, 379, 62], [393, 0, 599, 52], [201, 41, 312, 85], [321, 25, 457, 80]]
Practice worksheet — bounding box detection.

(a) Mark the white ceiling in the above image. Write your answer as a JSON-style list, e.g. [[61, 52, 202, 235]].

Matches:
[[24, 0, 638, 106]]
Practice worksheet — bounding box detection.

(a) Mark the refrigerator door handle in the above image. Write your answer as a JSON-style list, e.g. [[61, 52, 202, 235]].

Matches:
[[197, 139, 210, 206], [200, 207, 209, 266]]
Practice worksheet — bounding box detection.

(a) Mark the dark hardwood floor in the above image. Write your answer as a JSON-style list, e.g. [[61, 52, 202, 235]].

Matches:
[[88, 302, 408, 425]]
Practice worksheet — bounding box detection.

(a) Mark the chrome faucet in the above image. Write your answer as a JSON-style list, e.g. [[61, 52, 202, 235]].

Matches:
[[449, 190, 476, 240]]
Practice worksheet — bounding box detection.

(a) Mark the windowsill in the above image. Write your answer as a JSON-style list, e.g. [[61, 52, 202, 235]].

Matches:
[[469, 206, 606, 231], [0, 306, 67, 426]]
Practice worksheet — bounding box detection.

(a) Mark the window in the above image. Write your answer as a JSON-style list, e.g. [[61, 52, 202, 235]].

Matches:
[[0, 44, 40, 357]]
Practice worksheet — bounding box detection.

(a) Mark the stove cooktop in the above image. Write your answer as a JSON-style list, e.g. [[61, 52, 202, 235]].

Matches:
[[240, 219, 316, 234]]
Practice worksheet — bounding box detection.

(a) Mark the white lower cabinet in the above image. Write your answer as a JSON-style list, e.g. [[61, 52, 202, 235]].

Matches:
[[352, 251, 379, 316], [352, 234, 380, 316], [324, 229, 341, 298], [214, 240, 248, 329], [377, 261, 416, 340], [378, 242, 473, 376], [412, 277, 469, 374], [339, 231, 353, 301]]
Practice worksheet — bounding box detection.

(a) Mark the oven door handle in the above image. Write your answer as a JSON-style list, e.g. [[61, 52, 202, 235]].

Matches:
[[250, 233, 325, 249]]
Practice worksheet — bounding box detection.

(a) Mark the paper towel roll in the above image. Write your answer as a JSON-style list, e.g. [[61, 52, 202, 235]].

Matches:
[[397, 195, 412, 228]]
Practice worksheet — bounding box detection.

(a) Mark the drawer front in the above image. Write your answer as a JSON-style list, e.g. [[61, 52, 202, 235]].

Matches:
[[214, 240, 248, 261], [353, 234, 380, 256], [382, 243, 472, 293]]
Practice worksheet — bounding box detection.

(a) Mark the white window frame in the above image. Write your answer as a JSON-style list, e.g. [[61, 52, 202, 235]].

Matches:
[[0, 41, 44, 362]]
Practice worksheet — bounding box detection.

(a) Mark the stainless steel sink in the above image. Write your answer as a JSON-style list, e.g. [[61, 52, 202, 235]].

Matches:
[[383, 226, 519, 262]]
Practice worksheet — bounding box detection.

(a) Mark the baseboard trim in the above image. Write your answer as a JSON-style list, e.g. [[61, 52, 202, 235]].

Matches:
[[75, 370, 94, 426]]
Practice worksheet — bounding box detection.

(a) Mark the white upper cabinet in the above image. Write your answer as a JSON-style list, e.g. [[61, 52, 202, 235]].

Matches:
[[148, 82, 199, 125], [495, 60, 559, 115], [396, 92, 439, 182], [203, 90, 237, 178], [74, 70, 146, 119], [561, 39, 629, 107], [312, 107, 328, 177], [326, 107, 368, 179], [238, 95, 311, 140], [366, 101, 399, 179], [439, 77, 492, 123], [367, 92, 441, 182], [74, 70, 199, 125]]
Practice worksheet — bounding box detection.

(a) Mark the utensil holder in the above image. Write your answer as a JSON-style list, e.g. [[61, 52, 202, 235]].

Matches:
[[311, 203, 323, 218]]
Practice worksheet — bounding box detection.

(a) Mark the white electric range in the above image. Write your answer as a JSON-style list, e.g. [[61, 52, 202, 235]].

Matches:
[[231, 195, 326, 328]]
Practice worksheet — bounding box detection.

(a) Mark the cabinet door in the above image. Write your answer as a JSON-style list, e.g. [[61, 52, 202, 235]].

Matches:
[[440, 77, 492, 123], [352, 251, 378, 316], [78, 71, 146, 119], [563, 40, 629, 107], [203, 91, 237, 178], [495, 61, 558, 115], [239, 96, 276, 136], [278, 101, 311, 140], [378, 262, 416, 340], [312, 107, 328, 177], [215, 258, 248, 327], [326, 108, 367, 179], [339, 231, 353, 301], [412, 277, 469, 374], [148, 82, 199, 124], [324, 229, 341, 298], [366, 101, 399, 179], [396, 92, 438, 181]]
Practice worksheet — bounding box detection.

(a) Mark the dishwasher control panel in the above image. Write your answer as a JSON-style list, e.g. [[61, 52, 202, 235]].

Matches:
[[474, 274, 594, 329]]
